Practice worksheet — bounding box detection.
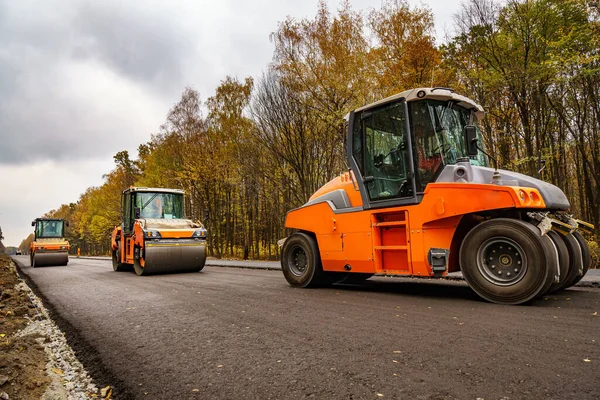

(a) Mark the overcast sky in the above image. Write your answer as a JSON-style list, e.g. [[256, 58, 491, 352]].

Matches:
[[0, 0, 464, 246]]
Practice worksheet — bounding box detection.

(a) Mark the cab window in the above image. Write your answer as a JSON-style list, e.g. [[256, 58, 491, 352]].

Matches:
[[362, 102, 412, 201]]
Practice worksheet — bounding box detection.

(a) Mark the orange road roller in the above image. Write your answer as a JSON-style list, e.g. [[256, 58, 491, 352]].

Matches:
[[280, 87, 594, 305], [30, 218, 70, 267], [111, 187, 207, 275]]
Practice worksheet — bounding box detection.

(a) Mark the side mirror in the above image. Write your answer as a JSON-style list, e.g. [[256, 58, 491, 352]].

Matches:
[[134, 207, 141, 219], [342, 120, 348, 152], [65, 221, 70, 227], [203, 209, 210, 222], [464, 125, 478, 157], [31, 221, 36, 227], [538, 158, 546, 176]]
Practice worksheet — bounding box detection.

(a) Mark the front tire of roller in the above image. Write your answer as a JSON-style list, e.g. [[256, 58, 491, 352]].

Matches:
[[569, 231, 592, 287], [31, 253, 36, 268], [546, 230, 570, 293], [555, 232, 583, 291], [281, 232, 327, 288], [459, 218, 553, 305]]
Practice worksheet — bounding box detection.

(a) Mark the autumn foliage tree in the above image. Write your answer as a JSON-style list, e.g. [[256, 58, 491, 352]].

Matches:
[[25, 0, 599, 264], [444, 0, 600, 234]]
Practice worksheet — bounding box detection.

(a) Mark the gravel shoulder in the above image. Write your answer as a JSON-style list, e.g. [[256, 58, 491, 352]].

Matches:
[[0, 254, 109, 400]]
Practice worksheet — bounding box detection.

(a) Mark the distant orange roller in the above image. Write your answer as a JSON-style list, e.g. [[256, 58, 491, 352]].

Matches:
[[30, 218, 70, 267], [110, 187, 208, 276]]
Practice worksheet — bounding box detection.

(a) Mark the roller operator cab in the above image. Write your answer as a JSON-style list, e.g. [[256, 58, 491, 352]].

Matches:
[[111, 187, 207, 276], [281, 87, 595, 305], [29, 218, 70, 267]]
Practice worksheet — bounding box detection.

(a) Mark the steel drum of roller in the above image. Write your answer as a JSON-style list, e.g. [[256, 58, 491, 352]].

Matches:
[[32, 251, 69, 267], [134, 239, 206, 275]]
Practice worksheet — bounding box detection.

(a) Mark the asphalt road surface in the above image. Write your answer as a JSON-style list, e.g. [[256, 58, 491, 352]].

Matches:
[[13, 256, 600, 400]]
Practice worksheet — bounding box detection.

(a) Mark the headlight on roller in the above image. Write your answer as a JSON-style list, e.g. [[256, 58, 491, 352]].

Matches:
[[192, 229, 207, 239], [60, 246, 67, 250], [145, 230, 162, 238]]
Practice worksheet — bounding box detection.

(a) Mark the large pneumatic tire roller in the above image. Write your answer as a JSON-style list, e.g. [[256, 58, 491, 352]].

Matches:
[[133, 242, 207, 276], [32, 251, 69, 267], [280, 87, 594, 305]]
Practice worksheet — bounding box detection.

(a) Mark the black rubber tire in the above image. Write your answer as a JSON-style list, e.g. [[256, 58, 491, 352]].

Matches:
[[555, 232, 584, 291], [133, 246, 146, 276], [112, 244, 132, 272], [459, 218, 553, 305], [281, 232, 327, 288], [538, 234, 560, 297], [546, 230, 570, 293], [569, 231, 592, 287]]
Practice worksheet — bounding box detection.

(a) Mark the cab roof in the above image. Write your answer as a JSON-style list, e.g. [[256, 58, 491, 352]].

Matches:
[[349, 87, 485, 121], [123, 187, 185, 195]]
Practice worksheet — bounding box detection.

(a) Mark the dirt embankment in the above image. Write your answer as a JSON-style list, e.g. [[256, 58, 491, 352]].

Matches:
[[0, 254, 110, 400]]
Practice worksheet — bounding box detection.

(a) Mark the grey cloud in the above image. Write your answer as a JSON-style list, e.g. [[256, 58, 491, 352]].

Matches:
[[1, 0, 431, 167], [0, 0, 195, 165], [73, 1, 191, 90]]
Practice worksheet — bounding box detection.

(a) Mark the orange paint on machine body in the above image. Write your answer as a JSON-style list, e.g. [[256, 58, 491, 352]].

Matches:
[[286, 179, 546, 277], [280, 88, 593, 305], [30, 241, 70, 253]]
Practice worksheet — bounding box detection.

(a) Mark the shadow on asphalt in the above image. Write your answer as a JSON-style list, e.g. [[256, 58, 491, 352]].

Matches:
[[332, 278, 482, 302], [330, 277, 597, 307]]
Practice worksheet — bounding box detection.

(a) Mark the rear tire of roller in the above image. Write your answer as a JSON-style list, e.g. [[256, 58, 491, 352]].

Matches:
[[281, 232, 328, 288], [112, 244, 131, 272]]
